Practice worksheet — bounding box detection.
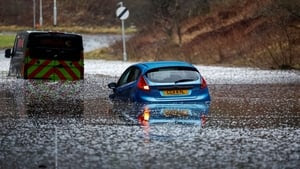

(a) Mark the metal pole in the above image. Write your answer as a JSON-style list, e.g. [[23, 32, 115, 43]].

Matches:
[[33, 0, 36, 29], [53, 0, 57, 26], [39, 0, 43, 26], [55, 126, 58, 169], [118, 2, 127, 61], [121, 20, 127, 61]]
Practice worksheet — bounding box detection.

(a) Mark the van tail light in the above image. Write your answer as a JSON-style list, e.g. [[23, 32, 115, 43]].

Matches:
[[80, 51, 84, 59], [137, 76, 150, 91], [200, 76, 207, 89], [25, 49, 30, 57]]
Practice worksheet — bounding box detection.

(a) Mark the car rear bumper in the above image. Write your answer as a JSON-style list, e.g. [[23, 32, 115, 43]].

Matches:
[[137, 93, 211, 104]]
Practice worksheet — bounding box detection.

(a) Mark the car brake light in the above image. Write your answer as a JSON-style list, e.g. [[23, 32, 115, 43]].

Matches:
[[137, 76, 150, 91], [201, 115, 206, 127], [143, 107, 150, 121], [138, 107, 151, 126], [200, 77, 207, 89]]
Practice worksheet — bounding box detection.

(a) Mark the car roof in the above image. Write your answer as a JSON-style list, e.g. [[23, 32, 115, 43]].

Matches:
[[135, 61, 196, 72]]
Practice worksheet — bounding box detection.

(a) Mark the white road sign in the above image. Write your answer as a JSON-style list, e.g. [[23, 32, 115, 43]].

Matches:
[[116, 6, 129, 20]]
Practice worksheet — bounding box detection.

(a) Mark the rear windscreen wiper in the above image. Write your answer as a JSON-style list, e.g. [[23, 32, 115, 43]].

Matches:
[[175, 79, 195, 83]]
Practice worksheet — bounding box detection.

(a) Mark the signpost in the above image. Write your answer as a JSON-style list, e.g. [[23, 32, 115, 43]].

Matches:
[[39, 0, 43, 26], [33, 0, 36, 29], [54, 0, 57, 26], [116, 2, 129, 61]]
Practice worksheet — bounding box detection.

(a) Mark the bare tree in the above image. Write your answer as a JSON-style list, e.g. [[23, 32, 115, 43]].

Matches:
[[151, 0, 209, 46], [256, 0, 299, 69]]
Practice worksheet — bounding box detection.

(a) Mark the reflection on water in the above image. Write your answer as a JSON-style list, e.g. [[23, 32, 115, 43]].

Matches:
[[5, 79, 84, 119], [110, 102, 210, 142]]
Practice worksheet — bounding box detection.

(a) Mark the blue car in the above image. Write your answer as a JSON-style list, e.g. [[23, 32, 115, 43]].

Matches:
[[108, 61, 211, 125], [108, 61, 211, 104]]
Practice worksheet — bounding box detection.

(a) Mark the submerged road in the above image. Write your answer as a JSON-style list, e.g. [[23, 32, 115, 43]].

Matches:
[[0, 63, 299, 169]]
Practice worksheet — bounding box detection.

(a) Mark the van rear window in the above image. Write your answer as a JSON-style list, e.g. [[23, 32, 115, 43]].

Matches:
[[28, 33, 83, 49], [27, 33, 83, 61]]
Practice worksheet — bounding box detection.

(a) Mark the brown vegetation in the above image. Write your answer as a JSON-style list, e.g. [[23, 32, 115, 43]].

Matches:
[[0, 0, 119, 27], [109, 0, 300, 69], [1, 0, 299, 69]]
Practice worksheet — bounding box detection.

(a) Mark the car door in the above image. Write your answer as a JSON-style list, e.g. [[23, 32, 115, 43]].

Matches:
[[115, 66, 141, 101], [52, 34, 84, 80]]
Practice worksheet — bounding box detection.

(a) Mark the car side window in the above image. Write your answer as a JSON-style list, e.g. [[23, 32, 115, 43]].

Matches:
[[118, 68, 131, 87], [117, 67, 141, 87]]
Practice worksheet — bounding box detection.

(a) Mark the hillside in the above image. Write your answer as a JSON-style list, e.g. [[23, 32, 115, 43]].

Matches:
[[0, 0, 155, 28], [0, 0, 299, 69], [106, 0, 299, 69], [0, 0, 118, 27]]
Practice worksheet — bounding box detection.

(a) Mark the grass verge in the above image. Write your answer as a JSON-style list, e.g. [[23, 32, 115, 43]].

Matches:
[[0, 34, 15, 49], [84, 48, 120, 60], [0, 25, 137, 34]]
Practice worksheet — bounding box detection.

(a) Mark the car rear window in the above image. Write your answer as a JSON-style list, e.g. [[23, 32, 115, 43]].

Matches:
[[27, 33, 83, 61], [146, 67, 200, 83]]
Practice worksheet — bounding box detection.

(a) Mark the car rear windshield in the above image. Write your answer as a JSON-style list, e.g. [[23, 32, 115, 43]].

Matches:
[[27, 33, 83, 61], [146, 67, 200, 83]]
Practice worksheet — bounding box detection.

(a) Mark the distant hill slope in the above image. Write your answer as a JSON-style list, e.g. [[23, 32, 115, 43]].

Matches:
[[0, 0, 118, 26], [1, 0, 299, 69], [110, 0, 299, 69]]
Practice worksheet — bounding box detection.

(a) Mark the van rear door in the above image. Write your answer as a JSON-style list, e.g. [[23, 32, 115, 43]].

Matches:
[[25, 32, 84, 80], [8, 34, 26, 77]]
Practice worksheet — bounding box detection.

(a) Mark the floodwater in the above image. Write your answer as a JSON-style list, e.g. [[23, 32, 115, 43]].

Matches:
[[0, 73, 299, 169], [83, 34, 123, 52], [0, 37, 300, 168]]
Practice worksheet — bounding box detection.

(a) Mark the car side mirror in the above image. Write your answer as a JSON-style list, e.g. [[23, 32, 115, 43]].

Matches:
[[108, 82, 117, 89], [5, 49, 11, 58]]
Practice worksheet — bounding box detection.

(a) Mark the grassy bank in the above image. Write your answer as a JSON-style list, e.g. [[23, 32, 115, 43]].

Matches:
[[0, 34, 15, 49], [0, 25, 136, 34], [0, 25, 136, 50], [85, 48, 120, 60]]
